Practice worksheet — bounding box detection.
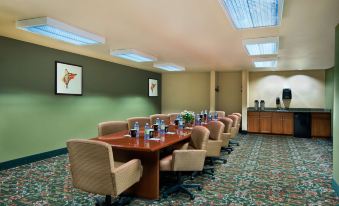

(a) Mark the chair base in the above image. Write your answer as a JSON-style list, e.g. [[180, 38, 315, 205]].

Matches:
[[229, 140, 239, 146], [95, 195, 132, 206], [163, 172, 202, 200]]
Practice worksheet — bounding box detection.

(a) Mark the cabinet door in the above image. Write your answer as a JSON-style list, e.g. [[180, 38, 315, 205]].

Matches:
[[272, 113, 283, 134], [311, 113, 331, 137], [248, 112, 260, 133], [282, 113, 294, 135], [259, 112, 272, 133]]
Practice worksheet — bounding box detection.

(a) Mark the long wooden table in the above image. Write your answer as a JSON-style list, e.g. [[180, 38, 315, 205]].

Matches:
[[92, 127, 191, 199]]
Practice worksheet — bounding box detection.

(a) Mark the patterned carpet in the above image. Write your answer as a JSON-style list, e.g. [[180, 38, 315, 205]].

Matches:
[[0, 134, 338, 206]]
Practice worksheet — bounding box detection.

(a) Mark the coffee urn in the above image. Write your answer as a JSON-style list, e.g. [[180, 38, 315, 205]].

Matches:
[[260, 100, 265, 110], [254, 100, 259, 110]]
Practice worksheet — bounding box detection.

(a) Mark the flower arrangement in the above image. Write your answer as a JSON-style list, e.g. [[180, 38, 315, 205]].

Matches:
[[181, 110, 195, 124]]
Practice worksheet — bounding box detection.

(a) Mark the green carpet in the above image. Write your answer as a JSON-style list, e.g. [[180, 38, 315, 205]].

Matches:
[[0, 134, 338, 205]]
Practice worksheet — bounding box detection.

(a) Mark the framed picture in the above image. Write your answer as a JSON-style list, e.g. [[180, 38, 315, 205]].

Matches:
[[55, 61, 83, 95], [148, 78, 158, 97]]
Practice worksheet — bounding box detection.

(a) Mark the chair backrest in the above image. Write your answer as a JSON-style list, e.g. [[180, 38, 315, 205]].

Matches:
[[227, 114, 239, 127], [218, 117, 233, 133], [188, 126, 210, 150], [67, 139, 115, 195], [232, 113, 241, 118], [168, 113, 180, 124], [127, 117, 151, 129], [207, 120, 225, 140], [98, 121, 128, 136], [216, 111, 226, 118], [150, 114, 170, 125]]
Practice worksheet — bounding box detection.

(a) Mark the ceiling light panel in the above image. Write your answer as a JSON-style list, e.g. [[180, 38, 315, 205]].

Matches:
[[153, 63, 185, 71], [110, 49, 157, 62], [254, 59, 277, 68], [219, 0, 284, 29], [16, 17, 105, 46], [243, 37, 279, 56]]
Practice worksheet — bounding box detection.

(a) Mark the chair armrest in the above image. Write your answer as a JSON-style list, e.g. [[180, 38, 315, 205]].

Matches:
[[206, 140, 222, 157], [172, 150, 206, 171], [112, 159, 143, 195], [230, 127, 237, 138], [178, 142, 189, 150], [221, 133, 231, 147]]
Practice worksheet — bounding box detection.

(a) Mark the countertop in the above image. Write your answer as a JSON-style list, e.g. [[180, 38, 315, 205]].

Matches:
[[247, 107, 331, 113]]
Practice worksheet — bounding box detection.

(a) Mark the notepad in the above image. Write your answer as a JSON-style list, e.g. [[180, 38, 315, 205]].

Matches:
[[166, 132, 176, 135]]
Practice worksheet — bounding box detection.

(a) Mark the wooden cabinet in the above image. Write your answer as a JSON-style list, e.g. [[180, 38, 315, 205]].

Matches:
[[248, 112, 260, 133], [311, 113, 331, 138], [259, 112, 272, 133], [247, 112, 272, 133], [272, 112, 293, 135]]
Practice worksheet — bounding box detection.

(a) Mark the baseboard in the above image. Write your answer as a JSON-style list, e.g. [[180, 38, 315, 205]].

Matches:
[[333, 178, 339, 197], [240, 130, 248, 134], [0, 147, 68, 171]]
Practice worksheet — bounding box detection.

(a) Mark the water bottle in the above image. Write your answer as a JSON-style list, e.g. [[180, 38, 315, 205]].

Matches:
[[208, 113, 212, 122], [144, 123, 150, 140], [156, 118, 160, 125], [134, 122, 140, 137], [160, 120, 165, 135], [195, 114, 201, 125], [214, 112, 218, 120], [178, 116, 184, 129]]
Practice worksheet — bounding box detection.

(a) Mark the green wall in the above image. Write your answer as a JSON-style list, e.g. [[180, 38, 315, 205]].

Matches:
[[325, 68, 334, 110], [0, 36, 161, 163], [334, 24, 339, 187]]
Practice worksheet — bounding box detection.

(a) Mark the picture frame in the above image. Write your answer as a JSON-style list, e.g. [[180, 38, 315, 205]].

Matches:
[[148, 78, 158, 97], [55, 61, 83, 95]]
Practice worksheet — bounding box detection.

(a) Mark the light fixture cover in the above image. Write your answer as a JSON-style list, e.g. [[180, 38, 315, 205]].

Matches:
[[253, 58, 278, 68], [153, 63, 185, 71], [16, 17, 105, 46], [219, 0, 284, 29], [110, 49, 157, 62], [243, 37, 279, 56]]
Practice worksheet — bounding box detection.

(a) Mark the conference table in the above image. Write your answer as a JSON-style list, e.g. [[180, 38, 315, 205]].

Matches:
[[92, 126, 193, 200]]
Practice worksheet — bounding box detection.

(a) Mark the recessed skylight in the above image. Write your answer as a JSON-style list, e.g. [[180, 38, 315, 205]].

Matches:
[[219, 0, 284, 29], [153, 63, 185, 72], [16, 17, 105, 46], [243, 37, 279, 56], [254, 59, 277, 68], [110, 49, 157, 62]]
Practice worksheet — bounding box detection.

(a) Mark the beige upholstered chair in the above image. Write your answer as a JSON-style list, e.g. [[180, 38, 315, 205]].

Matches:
[[232, 112, 242, 132], [168, 113, 180, 124], [97, 121, 128, 136], [160, 126, 209, 200], [218, 117, 234, 153], [67, 139, 143, 205], [149, 114, 170, 125], [127, 117, 151, 130], [216, 111, 226, 118], [227, 114, 240, 146]]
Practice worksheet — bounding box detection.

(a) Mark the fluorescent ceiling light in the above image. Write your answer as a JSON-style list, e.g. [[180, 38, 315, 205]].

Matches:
[[254, 59, 277, 68], [110, 49, 157, 62], [219, 0, 284, 29], [153, 63, 185, 71], [243, 37, 279, 56], [16, 17, 105, 46]]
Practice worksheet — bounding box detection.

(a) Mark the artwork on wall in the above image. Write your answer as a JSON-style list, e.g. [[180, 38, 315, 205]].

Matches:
[[55, 61, 83, 95], [148, 78, 158, 97]]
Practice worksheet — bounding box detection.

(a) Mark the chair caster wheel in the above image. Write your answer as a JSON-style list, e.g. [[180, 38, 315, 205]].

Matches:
[[223, 160, 227, 164], [228, 151, 231, 154], [198, 186, 202, 191], [190, 195, 195, 200]]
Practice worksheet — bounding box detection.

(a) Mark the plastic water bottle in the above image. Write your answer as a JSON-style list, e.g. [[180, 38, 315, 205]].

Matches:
[[214, 112, 218, 120], [134, 122, 140, 137], [178, 116, 184, 129], [195, 114, 200, 125], [156, 118, 160, 125], [144, 123, 150, 140], [160, 120, 165, 135], [208, 113, 212, 122]]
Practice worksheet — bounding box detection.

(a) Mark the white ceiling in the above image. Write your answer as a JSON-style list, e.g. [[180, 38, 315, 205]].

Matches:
[[0, 0, 338, 73]]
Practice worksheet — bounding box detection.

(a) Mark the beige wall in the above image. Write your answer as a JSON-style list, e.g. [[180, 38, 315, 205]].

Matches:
[[162, 72, 210, 114], [216, 71, 242, 115], [249, 70, 325, 108]]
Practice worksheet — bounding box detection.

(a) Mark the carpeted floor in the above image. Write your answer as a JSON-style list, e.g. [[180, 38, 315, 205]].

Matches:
[[0, 134, 338, 205]]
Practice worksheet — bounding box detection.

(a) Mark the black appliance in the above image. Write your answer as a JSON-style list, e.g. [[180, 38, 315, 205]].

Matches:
[[294, 112, 311, 138], [282, 88, 292, 99]]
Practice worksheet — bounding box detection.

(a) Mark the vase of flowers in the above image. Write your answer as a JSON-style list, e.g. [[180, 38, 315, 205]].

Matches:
[[181, 110, 195, 127]]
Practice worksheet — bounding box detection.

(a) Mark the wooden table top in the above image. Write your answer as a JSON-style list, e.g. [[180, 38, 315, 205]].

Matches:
[[92, 127, 192, 152]]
